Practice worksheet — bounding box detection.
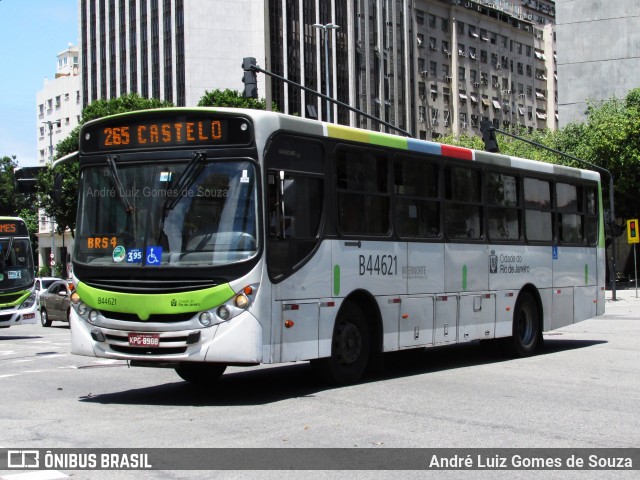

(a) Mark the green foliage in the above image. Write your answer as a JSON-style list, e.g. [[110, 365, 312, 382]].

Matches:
[[81, 93, 173, 123], [37, 265, 52, 277], [36, 94, 175, 236], [0, 155, 34, 219], [197, 88, 274, 110]]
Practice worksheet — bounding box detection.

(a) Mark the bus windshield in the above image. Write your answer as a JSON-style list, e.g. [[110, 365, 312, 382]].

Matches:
[[74, 157, 259, 268], [0, 237, 35, 290]]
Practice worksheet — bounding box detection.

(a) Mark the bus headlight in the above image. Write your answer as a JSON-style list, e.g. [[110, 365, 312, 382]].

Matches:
[[199, 311, 213, 327], [217, 305, 231, 321], [88, 310, 99, 324], [20, 292, 37, 310], [212, 284, 258, 323]]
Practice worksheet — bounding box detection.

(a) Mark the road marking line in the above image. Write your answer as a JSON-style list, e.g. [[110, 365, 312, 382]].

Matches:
[[0, 471, 69, 480]]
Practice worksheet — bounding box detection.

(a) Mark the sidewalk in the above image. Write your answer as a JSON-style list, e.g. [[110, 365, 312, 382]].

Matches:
[[605, 288, 640, 306]]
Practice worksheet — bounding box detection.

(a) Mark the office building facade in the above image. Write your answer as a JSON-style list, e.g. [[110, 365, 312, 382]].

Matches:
[[79, 0, 556, 139]]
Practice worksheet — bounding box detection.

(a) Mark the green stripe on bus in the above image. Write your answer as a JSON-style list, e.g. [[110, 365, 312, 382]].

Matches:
[[0, 290, 30, 307], [585, 264, 589, 285], [462, 265, 468, 291], [75, 281, 235, 321], [333, 264, 341, 297], [326, 124, 408, 150]]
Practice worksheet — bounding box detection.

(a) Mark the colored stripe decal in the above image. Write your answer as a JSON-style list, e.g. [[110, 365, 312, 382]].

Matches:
[[407, 138, 442, 155], [442, 144, 473, 161]]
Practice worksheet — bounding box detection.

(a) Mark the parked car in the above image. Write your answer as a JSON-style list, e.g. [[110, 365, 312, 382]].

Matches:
[[39, 280, 74, 327], [34, 277, 59, 308]]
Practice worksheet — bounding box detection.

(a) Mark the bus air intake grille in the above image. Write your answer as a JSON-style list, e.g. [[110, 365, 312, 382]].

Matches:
[[110, 345, 188, 355], [84, 279, 220, 294], [100, 310, 196, 323], [0, 314, 14, 322]]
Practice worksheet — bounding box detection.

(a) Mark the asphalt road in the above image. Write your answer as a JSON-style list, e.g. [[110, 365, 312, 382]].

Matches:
[[0, 292, 639, 479]]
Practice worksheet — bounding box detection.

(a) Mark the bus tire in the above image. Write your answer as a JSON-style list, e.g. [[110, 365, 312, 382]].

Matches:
[[506, 291, 540, 357], [314, 301, 370, 385], [175, 363, 227, 384], [40, 308, 51, 327]]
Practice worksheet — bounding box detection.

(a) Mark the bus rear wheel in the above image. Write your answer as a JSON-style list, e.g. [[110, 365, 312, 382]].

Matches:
[[507, 291, 541, 357], [313, 301, 370, 385], [175, 363, 227, 384]]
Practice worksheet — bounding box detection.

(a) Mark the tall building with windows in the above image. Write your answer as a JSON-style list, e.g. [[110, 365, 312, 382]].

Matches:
[[35, 44, 81, 275], [79, 0, 266, 107], [80, 0, 556, 139], [36, 44, 81, 165]]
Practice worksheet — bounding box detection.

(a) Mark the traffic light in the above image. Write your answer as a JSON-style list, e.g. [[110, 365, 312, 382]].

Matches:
[[242, 57, 258, 99], [14, 166, 44, 194], [480, 120, 500, 153], [627, 219, 639, 244]]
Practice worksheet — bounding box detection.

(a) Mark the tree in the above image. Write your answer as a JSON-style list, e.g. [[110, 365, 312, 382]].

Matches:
[[198, 88, 274, 110], [0, 155, 20, 215], [37, 94, 174, 236]]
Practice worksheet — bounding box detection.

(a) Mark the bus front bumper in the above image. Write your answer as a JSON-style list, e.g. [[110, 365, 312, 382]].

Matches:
[[69, 308, 263, 365], [0, 305, 38, 327]]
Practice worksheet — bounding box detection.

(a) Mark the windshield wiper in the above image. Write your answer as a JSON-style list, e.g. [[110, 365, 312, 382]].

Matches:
[[106, 155, 135, 214], [162, 151, 207, 213], [157, 151, 207, 244], [0, 237, 13, 273]]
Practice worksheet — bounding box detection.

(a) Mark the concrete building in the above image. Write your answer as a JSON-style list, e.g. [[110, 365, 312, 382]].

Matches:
[[35, 44, 81, 277], [555, 0, 640, 127], [36, 44, 81, 165], [79, 0, 556, 139], [79, 0, 266, 107]]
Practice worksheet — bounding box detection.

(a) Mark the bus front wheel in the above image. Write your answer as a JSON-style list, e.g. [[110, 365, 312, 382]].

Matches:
[[313, 301, 370, 385], [175, 363, 227, 384], [507, 291, 541, 357]]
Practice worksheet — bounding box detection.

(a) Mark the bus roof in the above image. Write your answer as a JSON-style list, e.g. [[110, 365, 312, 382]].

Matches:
[[81, 107, 601, 183]]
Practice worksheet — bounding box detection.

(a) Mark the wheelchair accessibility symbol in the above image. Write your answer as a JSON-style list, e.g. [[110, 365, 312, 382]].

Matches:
[[146, 246, 162, 266]]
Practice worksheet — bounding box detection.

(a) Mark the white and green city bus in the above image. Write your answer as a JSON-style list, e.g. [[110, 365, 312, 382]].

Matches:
[[0, 217, 37, 328], [69, 108, 605, 385]]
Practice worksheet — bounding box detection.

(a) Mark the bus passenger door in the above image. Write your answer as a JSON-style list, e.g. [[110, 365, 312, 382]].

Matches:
[[434, 295, 457, 344], [279, 301, 319, 362], [458, 293, 496, 342], [399, 296, 434, 348]]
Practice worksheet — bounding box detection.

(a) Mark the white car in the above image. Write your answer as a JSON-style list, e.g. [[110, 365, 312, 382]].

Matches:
[[34, 277, 60, 308]]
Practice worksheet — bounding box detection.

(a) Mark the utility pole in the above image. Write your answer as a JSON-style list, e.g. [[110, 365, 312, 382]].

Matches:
[[312, 23, 340, 123]]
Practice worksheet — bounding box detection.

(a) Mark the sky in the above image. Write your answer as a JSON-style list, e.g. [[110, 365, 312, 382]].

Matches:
[[0, 0, 78, 167]]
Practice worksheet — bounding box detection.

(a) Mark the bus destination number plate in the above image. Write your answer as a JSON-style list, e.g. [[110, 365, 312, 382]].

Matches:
[[128, 333, 160, 347]]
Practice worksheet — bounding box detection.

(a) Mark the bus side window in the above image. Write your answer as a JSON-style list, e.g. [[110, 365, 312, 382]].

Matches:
[[486, 172, 521, 241], [394, 156, 440, 238], [524, 177, 552, 242], [445, 166, 482, 240]]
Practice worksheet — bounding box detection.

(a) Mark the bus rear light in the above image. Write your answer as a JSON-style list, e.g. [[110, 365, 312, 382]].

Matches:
[[284, 320, 295, 328]]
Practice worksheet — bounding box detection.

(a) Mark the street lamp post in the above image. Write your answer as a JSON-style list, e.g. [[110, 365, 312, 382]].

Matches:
[[313, 23, 339, 122], [42, 120, 58, 163]]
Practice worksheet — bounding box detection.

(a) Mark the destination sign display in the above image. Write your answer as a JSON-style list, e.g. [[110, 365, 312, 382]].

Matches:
[[0, 220, 28, 236], [81, 112, 253, 153]]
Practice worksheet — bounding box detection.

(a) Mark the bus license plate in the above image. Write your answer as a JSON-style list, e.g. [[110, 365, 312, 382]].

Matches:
[[128, 333, 160, 347]]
